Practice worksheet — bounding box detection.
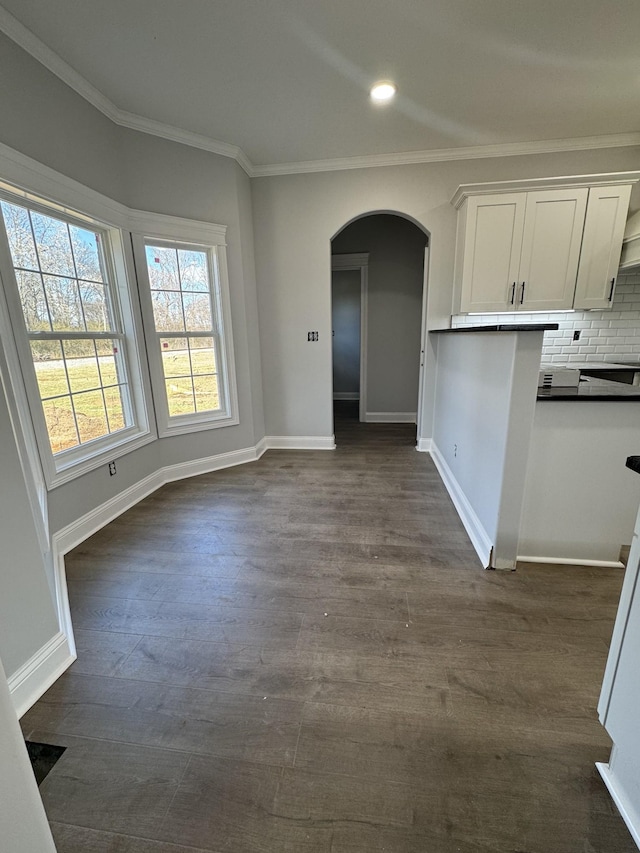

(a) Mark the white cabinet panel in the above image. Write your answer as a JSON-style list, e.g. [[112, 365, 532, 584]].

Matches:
[[459, 194, 526, 313], [574, 185, 632, 310], [518, 188, 588, 311]]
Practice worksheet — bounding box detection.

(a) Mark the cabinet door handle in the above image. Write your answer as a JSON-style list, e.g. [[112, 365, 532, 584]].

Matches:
[[609, 278, 615, 301], [520, 281, 526, 305], [510, 282, 516, 305]]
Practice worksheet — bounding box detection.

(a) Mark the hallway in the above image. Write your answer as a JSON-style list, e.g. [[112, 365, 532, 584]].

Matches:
[[20, 418, 635, 852]]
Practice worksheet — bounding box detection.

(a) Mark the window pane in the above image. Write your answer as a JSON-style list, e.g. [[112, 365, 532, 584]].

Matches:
[[183, 293, 212, 331], [178, 250, 209, 292], [104, 385, 126, 432], [80, 282, 111, 331], [1, 201, 39, 270], [165, 376, 195, 417], [152, 291, 185, 331], [42, 396, 79, 453], [146, 246, 180, 291], [189, 337, 216, 374], [160, 337, 190, 378], [16, 270, 51, 331], [96, 339, 121, 386], [45, 275, 85, 331], [70, 225, 104, 282], [194, 374, 219, 412], [30, 340, 69, 400], [30, 211, 75, 277], [63, 340, 101, 393], [73, 389, 109, 443]]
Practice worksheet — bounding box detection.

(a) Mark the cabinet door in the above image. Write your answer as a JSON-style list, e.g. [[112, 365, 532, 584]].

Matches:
[[518, 188, 588, 311], [459, 193, 526, 313], [573, 185, 632, 310]]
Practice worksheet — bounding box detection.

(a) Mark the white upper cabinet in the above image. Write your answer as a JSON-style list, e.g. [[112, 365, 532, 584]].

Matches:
[[457, 193, 526, 313], [573, 185, 632, 310], [517, 188, 588, 311], [452, 174, 638, 314]]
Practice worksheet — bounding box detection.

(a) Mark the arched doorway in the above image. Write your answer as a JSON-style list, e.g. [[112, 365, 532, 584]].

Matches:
[[330, 212, 429, 443]]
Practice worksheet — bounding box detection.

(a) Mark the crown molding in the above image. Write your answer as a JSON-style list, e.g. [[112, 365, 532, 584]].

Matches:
[[0, 5, 119, 122], [113, 109, 254, 176], [2, 5, 640, 180], [451, 170, 640, 208], [0, 5, 254, 175], [252, 133, 640, 178]]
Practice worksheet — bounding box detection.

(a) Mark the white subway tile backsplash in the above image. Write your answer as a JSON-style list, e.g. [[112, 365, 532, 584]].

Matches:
[[451, 272, 640, 364]]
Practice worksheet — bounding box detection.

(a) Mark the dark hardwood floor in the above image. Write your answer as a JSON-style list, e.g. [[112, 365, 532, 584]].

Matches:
[[21, 407, 636, 852]]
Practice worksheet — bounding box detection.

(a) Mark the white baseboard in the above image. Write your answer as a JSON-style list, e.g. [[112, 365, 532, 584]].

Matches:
[[9, 632, 75, 719], [265, 435, 336, 450], [416, 437, 432, 452], [365, 412, 416, 423], [517, 555, 624, 569], [53, 469, 164, 556], [333, 392, 359, 401], [596, 762, 640, 850], [163, 445, 265, 483], [430, 442, 493, 568]]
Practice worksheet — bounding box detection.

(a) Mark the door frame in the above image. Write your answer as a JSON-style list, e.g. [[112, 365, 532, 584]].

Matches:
[[416, 244, 430, 445], [331, 253, 369, 422]]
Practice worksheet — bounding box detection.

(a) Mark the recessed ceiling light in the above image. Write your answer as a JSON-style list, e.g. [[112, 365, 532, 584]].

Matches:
[[370, 81, 397, 103]]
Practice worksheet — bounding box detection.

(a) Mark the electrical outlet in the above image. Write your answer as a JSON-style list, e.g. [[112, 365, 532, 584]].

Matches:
[[454, 444, 457, 457], [307, 331, 319, 342], [573, 330, 581, 341], [108, 461, 116, 476]]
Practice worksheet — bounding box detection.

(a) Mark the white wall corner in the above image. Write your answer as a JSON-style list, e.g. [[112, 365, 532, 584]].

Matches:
[[8, 632, 74, 718], [265, 436, 336, 450], [430, 442, 493, 568]]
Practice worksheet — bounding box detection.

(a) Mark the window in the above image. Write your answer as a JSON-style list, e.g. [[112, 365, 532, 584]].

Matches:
[[135, 232, 237, 435], [0, 190, 152, 486]]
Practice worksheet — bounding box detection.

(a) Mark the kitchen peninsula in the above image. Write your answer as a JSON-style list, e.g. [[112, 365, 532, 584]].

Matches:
[[429, 325, 640, 570]]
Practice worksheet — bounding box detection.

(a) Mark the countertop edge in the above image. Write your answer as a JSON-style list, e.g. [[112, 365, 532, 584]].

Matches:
[[431, 324, 559, 333], [626, 456, 640, 475]]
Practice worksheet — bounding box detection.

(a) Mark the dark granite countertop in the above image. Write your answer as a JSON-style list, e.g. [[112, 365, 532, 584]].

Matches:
[[431, 324, 559, 333], [537, 376, 640, 401], [627, 457, 640, 475]]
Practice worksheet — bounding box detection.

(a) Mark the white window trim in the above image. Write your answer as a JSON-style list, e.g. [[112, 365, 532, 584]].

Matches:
[[0, 145, 156, 489], [132, 217, 239, 438]]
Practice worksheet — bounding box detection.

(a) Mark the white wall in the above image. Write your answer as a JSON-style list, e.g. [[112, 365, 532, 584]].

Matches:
[[0, 370, 59, 680], [252, 147, 640, 442], [331, 269, 361, 396], [0, 658, 56, 853], [332, 214, 426, 416], [519, 401, 640, 563], [0, 36, 266, 705], [431, 330, 542, 568]]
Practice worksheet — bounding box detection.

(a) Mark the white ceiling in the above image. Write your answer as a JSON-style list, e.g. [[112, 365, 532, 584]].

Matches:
[[2, 0, 640, 172]]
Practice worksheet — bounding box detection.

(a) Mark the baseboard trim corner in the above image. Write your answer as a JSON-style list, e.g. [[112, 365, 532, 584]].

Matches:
[[416, 437, 432, 452], [9, 632, 75, 718], [430, 442, 492, 567], [596, 762, 640, 849]]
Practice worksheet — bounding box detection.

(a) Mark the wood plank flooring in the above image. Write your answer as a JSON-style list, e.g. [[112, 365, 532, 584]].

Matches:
[[21, 411, 636, 852]]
